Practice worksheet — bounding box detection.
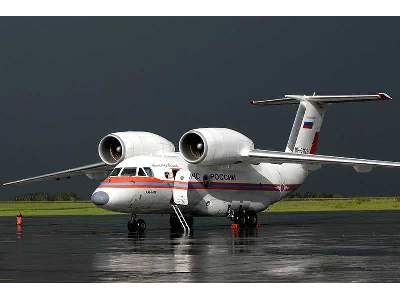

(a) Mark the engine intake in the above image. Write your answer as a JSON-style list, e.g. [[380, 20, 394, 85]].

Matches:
[[179, 128, 254, 165], [99, 135, 124, 164], [180, 132, 206, 163], [98, 131, 175, 165]]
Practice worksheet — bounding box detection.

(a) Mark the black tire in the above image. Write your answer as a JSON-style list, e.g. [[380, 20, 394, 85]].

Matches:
[[136, 219, 146, 232], [239, 214, 247, 226], [233, 214, 240, 224], [245, 213, 251, 225], [127, 221, 137, 232], [247, 213, 258, 227]]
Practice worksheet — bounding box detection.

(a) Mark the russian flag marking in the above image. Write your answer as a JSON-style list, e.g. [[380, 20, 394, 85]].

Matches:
[[303, 120, 314, 129]]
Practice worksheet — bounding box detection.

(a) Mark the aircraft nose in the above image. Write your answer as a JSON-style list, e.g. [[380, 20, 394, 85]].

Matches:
[[91, 191, 109, 205]]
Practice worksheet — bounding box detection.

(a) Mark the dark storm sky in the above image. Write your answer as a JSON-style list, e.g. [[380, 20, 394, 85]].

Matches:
[[1, 17, 400, 199]]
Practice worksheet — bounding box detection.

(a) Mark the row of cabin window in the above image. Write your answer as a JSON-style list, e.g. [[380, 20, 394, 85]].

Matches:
[[109, 167, 154, 177]]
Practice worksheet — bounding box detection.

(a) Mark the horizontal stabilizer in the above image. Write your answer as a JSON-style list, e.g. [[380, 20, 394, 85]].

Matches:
[[244, 149, 400, 172], [250, 93, 392, 106]]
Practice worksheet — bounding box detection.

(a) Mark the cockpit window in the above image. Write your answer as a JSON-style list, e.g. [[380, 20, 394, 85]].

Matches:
[[144, 167, 154, 177], [137, 168, 146, 177], [120, 168, 137, 176], [109, 168, 121, 176]]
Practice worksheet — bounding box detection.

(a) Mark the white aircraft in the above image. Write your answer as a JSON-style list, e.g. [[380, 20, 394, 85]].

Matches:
[[4, 93, 400, 233]]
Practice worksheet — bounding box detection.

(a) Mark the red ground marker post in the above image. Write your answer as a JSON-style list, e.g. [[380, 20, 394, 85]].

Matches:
[[231, 223, 239, 232], [16, 211, 23, 226]]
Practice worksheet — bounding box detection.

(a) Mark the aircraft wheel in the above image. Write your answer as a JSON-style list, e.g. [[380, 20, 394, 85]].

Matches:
[[127, 221, 137, 232], [136, 219, 146, 232], [247, 213, 258, 227], [232, 213, 240, 224], [239, 214, 247, 226]]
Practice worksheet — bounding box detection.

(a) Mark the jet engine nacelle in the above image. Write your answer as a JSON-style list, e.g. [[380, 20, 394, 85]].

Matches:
[[179, 128, 254, 165], [98, 131, 175, 165]]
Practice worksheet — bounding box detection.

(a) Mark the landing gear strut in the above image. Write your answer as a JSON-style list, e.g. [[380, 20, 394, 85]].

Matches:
[[127, 213, 146, 233], [229, 208, 258, 228]]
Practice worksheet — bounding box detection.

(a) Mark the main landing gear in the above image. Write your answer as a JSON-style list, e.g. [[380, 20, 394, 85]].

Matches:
[[127, 213, 146, 233], [228, 208, 258, 228]]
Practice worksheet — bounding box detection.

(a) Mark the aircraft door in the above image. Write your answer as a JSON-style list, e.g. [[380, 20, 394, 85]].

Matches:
[[173, 169, 190, 205]]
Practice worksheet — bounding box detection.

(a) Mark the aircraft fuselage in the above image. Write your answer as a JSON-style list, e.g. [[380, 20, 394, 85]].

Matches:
[[92, 154, 307, 217]]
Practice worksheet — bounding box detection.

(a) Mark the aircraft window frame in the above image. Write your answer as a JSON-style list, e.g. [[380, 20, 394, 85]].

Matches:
[[137, 167, 147, 177], [143, 167, 154, 177], [109, 168, 122, 176], [120, 167, 137, 176]]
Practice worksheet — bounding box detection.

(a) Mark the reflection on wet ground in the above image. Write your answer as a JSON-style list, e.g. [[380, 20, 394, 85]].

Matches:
[[1, 212, 400, 282]]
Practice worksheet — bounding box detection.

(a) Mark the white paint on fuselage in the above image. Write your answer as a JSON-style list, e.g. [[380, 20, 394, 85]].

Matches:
[[93, 154, 308, 217]]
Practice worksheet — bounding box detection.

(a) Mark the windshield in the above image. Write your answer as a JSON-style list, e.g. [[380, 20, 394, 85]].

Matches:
[[144, 167, 154, 177], [112, 167, 154, 177], [120, 168, 137, 176], [137, 168, 146, 176], [109, 168, 121, 176]]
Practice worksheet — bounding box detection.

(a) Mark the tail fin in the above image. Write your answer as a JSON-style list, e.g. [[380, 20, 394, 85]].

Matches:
[[285, 100, 325, 154], [250, 93, 392, 155]]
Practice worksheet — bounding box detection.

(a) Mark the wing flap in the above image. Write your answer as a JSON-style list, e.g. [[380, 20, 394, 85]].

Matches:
[[3, 162, 112, 186], [245, 149, 400, 171]]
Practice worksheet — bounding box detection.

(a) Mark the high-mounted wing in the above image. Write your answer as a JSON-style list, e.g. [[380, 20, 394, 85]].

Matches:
[[3, 162, 112, 186], [244, 149, 400, 173]]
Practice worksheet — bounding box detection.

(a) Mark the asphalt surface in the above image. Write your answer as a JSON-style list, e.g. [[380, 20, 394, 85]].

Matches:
[[1, 212, 400, 282]]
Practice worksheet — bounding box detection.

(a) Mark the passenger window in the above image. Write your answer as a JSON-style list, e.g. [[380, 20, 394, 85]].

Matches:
[[109, 168, 121, 176], [137, 168, 146, 177], [120, 168, 137, 176], [144, 167, 154, 177]]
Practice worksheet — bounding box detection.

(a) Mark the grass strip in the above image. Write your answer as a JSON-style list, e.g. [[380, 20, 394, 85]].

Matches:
[[1, 197, 400, 216]]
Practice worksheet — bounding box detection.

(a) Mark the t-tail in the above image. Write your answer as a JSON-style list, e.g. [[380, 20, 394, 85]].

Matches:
[[251, 92, 392, 155]]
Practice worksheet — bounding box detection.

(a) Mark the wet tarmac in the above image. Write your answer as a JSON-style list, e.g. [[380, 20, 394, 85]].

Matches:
[[1, 211, 400, 282]]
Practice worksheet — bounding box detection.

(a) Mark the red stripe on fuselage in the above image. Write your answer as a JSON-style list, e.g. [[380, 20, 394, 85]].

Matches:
[[99, 177, 301, 192], [100, 185, 172, 189], [104, 176, 171, 183], [98, 185, 299, 191], [104, 177, 299, 187]]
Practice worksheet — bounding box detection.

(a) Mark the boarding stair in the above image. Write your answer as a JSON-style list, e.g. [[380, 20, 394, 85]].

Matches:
[[171, 204, 191, 234]]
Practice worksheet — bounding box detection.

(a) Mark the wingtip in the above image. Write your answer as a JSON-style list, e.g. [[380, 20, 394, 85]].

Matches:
[[378, 92, 392, 100]]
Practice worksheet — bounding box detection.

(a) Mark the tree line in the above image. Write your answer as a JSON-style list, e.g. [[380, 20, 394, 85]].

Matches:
[[286, 192, 343, 198], [14, 192, 82, 202]]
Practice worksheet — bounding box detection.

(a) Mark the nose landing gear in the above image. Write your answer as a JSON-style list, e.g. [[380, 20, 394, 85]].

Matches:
[[127, 213, 146, 233]]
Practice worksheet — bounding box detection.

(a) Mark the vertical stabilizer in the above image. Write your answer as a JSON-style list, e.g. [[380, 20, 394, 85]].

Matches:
[[285, 101, 326, 154]]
